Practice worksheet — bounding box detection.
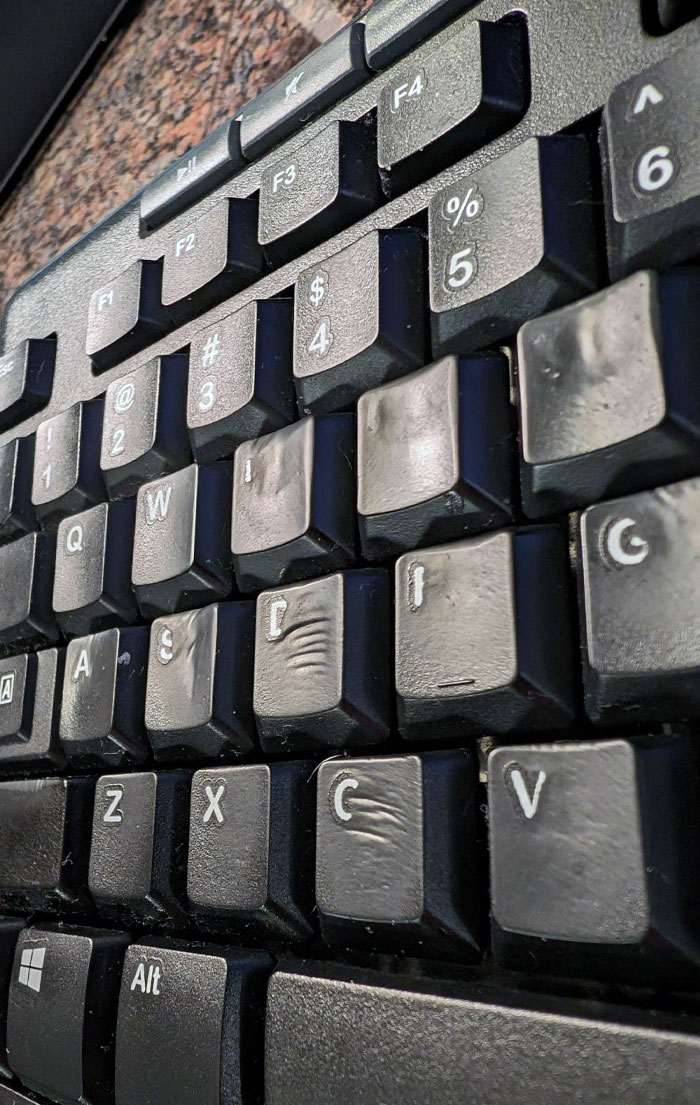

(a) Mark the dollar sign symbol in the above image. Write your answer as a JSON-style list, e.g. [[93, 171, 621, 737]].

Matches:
[[309, 271, 327, 309]]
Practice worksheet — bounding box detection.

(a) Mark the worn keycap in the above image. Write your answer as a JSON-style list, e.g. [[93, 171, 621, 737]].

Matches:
[[316, 751, 482, 958], [518, 269, 700, 518], [132, 462, 232, 617], [188, 300, 295, 462], [0, 337, 54, 430], [254, 570, 392, 753], [231, 414, 355, 592], [86, 259, 167, 371], [0, 918, 22, 1077], [31, 399, 105, 528], [188, 762, 314, 939], [294, 228, 425, 414], [145, 602, 255, 761], [0, 532, 58, 649], [429, 136, 599, 356], [395, 529, 575, 737], [358, 355, 513, 559], [0, 437, 36, 542], [0, 649, 65, 774], [101, 355, 190, 500], [60, 627, 149, 768]]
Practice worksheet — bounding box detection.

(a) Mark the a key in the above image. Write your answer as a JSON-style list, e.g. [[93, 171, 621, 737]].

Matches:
[[0, 437, 36, 542], [0, 338, 54, 430], [100, 355, 190, 500], [115, 941, 271, 1105], [53, 500, 137, 636], [145, 602, 255, 761], [363, 0, 479, 70], [0, 532, 58, 649], [316, 751, 482, 958], [6, 925, 128, 1105], [89, 771, 189, 926], [0, 775, 93, 912], [357, 354, 513, 560], [231, 414, 355, 592], [429, 136, 599, 356], [0, 649, 65, 774], [187, 762, 314, 939], [378, 17, 527, 195], [489, 736, 700, 986], [160, 198, 264, 323], [258, 119, 379, 264], [253, 570, 392, 753], [517, 269, 700, 518], [395, 529, 575, 738], [0, 918, 22, 1077], [187, 300, 295, 463], [59, 628, 149, 768], [31, 399, 105, 529], [131, 462, 232, 617], [294, 228, 425, 414], [86, 259, 167, 371]]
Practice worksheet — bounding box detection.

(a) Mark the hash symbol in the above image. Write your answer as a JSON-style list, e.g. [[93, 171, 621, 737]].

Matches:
[[201, 332, 221, 369]]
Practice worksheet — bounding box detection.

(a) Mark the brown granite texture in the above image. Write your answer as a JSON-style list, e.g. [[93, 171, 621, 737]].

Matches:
[[0, 0, 366, 317]]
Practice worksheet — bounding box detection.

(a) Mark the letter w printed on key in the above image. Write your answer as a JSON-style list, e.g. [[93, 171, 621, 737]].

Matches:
[[145, 484, 172, 525]]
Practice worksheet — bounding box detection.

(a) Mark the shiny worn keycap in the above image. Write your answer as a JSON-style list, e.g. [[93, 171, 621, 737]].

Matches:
[[0, 532, 58, 649], [0, 649, 65, 774], [316, 751, 482, 959], [0, 337, 54, 430], [188, 299, 295, 462], [429, 136, 599, 356], [145, 602, 255, 761], [294, 228, 425, 414], [31, 399, 105, 528], [101, 355, 190, 500], [518, 269, 700, 518], [254, 570, 392, 753], [231, 414, 355, 592], [0, 437, 36, 542], [86, 259, 167, 371], [60, 627, 149, 768]]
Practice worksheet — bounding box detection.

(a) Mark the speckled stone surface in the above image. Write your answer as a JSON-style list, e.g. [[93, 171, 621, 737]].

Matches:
[[0, 0, 366, 317]]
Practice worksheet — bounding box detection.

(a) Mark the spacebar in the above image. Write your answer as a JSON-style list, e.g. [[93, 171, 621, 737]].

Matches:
[[265, 965, 700, 1105]]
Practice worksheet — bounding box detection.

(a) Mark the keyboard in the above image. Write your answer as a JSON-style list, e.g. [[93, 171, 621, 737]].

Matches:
[[3, 0, 700, 1101]]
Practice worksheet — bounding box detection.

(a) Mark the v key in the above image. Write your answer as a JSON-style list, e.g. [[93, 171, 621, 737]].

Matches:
[[504, 764, 546, 820]]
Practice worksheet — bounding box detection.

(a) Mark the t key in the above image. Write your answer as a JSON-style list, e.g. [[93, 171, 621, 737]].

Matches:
[[0, 338, 54, 430], [32, 400, 105, 529], [0, 532, 58, 649], [86, 259, 167, 372]]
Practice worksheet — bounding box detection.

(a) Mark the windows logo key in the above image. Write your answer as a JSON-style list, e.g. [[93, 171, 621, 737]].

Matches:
[[18, 946, 46, 992]]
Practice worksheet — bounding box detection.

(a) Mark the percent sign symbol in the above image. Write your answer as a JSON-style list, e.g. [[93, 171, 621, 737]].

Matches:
[[443, 187, 483, 230]]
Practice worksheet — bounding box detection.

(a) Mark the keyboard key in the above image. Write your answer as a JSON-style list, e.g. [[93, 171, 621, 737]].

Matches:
[[145, 602, 255, 761], [187, 762, 314, 939], [89, 771, 189, 925], [489, 737, 700, 985], [0, 338, 54, 430], [101, 355, 190, 500], [294, 228, 425, 414], [0, 649, 65, 773], [0, 532, 58, 649], [652, 0, 700, 29], [254, 570, 392, 753], [239, 23, 369, 159], [363, 0, 478, 70], [0, 918, 22, 1078], [32, 400, 105, 529], [6, 925, 128, 1105], [231, 414, 355, 592], [358, 355, 513, 559], [0, 776, 93, 912], [115, 941, 271, 1105], [378, 17, 527, 194], [316, 751, 482, 958], [0, 437, 36, 541], [86, 259, 167, 371], [258, 119, 379, 263], [60, 627, 149, 768], [132, 462, 232, 617], [395, 529, 575, 738], [187, 300, 294, 463], [517, 270, 700, 518], [53, 500, 137, 636], [429, 136, 599, 356], [160, 198, 264, 323], [140, 118, 244, 232]]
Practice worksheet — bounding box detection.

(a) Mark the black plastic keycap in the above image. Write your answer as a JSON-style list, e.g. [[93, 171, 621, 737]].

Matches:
[[254, 570, 392, 753], [31, 399, 105, 529], [187, 761, 314, 939], [187, 300, 294, 462], [100, 355, 190, 500], [363, 0, 478, 70], [231, 414, 355, 592], [518, 269, 700, 518], [131, 462, 232, 617], [0, 918, 22, 1077], [0, 652, 37, 743], [0, 648, 64, 774], [652, 0, 700, 28], [395, 529, 575, 737], [145, 602, 255, 761], [358, 354, 513, 559], [429, 136, 599, 356], [0, 437, 36, 541], [7, 925, 128, 1105], [115, 941, 271, 1105], [316, 751, 482, 958], [0, 532, 58, 649], [86, 260, 167, 371], [60, 627, 149, 768], [0, 338, 54, 430]]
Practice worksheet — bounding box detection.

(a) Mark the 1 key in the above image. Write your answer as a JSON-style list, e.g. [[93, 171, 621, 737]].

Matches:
[[31, 399, 105, 529], [0, 337, 54, 430], [86, 259, 167, 372]]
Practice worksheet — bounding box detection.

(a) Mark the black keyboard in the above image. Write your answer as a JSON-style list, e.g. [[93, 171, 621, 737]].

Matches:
[[3, 1, 700, 1102]]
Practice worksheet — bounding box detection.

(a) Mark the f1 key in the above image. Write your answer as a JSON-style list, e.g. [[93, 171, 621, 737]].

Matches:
[[86, 260, 167, 372]]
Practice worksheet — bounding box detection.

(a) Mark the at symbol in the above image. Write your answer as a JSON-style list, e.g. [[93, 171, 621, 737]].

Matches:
[[603, 517, 649, 568]]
